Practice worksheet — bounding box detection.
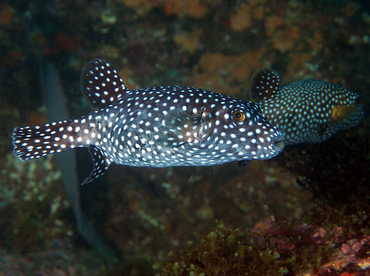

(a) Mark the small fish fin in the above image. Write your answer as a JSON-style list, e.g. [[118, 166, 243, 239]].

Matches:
[[250, 68, 280, 102], [161, 107, 209, 146], [330, 104, 363, 122], [80, 58, 127, 109], [12, 120, 74, 161], [82, 145, 111, 185], [237, 160, 251, 167]]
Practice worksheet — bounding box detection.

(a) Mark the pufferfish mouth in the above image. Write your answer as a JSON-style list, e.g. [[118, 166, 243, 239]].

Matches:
[[260, 134, 284, 159], [272, 135, 285, 152]]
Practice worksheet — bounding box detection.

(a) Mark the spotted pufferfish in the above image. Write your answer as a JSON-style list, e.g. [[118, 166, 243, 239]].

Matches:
[[12, 59, 284, 184], [250, 68, 364, 145]]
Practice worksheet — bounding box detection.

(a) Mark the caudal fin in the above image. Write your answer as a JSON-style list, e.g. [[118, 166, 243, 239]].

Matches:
[[12, 120, 76, 161]]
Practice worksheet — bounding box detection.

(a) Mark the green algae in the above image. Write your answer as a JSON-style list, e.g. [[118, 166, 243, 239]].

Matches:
[[12, 183, 66, 253], [154, 220, 333, 276]]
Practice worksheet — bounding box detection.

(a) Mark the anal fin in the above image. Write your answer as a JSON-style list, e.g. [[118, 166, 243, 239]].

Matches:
[[82, 145, 111, 185], [237, 160, 251, 168]]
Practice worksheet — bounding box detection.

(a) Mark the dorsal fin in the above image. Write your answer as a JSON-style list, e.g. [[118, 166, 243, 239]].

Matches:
[[80, 58, 127, 109], [250, 68, 280, 102]]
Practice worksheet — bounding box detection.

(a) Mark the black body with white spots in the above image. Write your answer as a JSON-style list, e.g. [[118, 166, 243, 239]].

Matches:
[[250, 69, 364, 145], [13, 59, 284, 184]]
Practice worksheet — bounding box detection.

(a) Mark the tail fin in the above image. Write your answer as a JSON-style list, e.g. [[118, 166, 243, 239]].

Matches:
[[12, 120, 76, 161]]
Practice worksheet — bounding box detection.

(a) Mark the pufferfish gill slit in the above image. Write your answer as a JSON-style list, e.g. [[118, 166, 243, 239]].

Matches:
[[250, 68, 364, 146], [12, 58, 284, 185]]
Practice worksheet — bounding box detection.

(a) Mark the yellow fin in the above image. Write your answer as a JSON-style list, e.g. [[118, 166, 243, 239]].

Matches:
[[330, 104, 362, 122]]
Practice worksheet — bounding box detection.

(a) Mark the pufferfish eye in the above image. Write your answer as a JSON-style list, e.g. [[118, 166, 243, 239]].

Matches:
[[232, 110, 245, 122]]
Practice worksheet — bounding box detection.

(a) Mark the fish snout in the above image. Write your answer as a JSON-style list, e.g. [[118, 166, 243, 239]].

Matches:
[[259, 126, 285, 158], [271, 132, 285, 153]]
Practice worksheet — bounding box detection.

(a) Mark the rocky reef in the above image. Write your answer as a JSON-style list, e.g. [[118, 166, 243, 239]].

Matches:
[[0, 0, 369, 274]]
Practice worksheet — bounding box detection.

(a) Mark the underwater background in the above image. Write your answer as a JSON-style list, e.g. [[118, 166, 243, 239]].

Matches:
[[0, 0, 369, 275]]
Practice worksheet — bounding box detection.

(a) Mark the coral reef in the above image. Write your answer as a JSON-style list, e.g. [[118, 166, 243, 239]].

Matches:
[[92, 160, 311, 275], [155, 221, 293, 276], [156, 204, 370, 275], [0, 243, 105, 275], [0, 153, 73, 253], [229, 1, 267, 31], [173, 30, 203, 54], [188, 50, 266, 97], [119, 0, 208, 18]]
